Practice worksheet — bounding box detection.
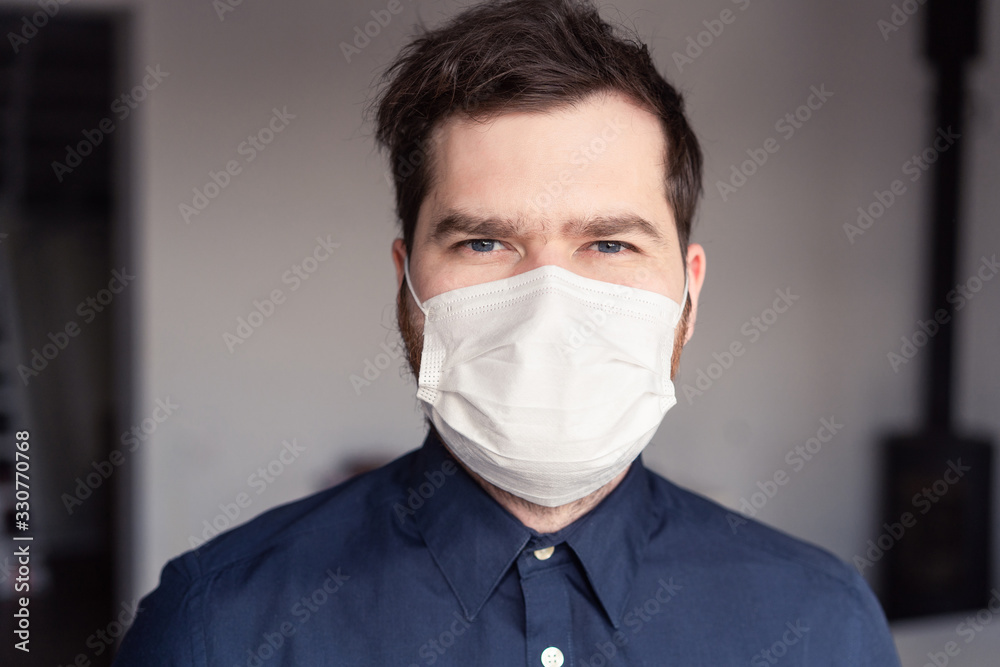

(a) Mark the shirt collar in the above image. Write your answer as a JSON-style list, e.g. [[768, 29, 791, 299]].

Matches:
[[408, 428, 662, 627], [562, 451, 662, 628]]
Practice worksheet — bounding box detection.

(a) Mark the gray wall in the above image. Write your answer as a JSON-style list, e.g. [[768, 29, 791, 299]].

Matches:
[[7, 0, 998, 656]]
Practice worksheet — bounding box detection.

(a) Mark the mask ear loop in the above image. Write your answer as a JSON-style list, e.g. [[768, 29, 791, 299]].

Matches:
[[403, 254, 428, 315], [680, 273, 689, 313], [674, 262, 690, 327]]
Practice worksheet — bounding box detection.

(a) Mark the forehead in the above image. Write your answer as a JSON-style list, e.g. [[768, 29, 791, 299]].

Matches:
[[418, 92, 674, 236]]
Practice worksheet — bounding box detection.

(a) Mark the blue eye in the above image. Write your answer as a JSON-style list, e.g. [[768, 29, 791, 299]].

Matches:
[[597, 241, 624, 253], [468, 239, 497, 252]]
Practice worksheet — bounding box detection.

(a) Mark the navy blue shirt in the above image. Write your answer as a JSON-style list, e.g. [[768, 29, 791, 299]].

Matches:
[[115, 430, 901, 666]]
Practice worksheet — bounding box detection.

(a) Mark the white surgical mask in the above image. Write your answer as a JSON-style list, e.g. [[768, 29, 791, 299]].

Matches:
[[405, 258, 687, 507]]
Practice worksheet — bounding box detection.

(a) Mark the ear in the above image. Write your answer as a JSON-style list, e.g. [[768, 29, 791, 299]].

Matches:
[[391, 238, 407, 291], [682, 243, 706, 345]]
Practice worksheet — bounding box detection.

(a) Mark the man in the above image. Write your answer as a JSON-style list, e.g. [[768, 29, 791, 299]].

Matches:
[[116, 0, 901, 664]]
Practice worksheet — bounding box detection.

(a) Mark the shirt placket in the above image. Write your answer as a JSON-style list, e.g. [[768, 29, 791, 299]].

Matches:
[[517, 542, 574, 667]]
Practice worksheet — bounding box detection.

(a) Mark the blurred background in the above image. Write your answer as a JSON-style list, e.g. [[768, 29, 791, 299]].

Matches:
[[0, 0, 997, 664]]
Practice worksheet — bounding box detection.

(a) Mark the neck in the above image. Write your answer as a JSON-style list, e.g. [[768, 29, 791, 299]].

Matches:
[[472, 466, 630, 533], [437, 439, 629, 533]]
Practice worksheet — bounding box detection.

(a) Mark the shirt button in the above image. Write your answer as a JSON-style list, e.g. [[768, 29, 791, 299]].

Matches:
[[533, 546, 555, 560], [540, 646, 564, 666]]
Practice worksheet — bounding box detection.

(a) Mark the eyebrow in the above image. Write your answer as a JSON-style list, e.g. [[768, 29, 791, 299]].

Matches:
[[428, 212, 528, 244], [428, 210, 667, 244], [561, 215, 665, 243]]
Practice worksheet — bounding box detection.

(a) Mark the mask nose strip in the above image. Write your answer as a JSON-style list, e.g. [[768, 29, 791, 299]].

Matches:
[[406, 255, 687, 319]]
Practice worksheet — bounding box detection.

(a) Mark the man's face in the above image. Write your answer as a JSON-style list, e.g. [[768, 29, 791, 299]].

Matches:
[[393, 91, 706, 377]]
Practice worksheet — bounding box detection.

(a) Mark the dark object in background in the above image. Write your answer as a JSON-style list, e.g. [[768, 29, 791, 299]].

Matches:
[[881, 435, 992, 618], [879, 0, 994, 620], [0, 10, 127, 666]]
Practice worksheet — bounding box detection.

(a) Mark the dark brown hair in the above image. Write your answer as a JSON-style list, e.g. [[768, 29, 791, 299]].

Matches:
[[371, 0, 703, 261]]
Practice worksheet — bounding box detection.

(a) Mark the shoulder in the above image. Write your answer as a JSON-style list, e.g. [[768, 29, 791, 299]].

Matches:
[[640, 470, 899, 664], [114, 448, 422, 665], [168, 446, 419, 585], [645, 469, 877, 609]]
